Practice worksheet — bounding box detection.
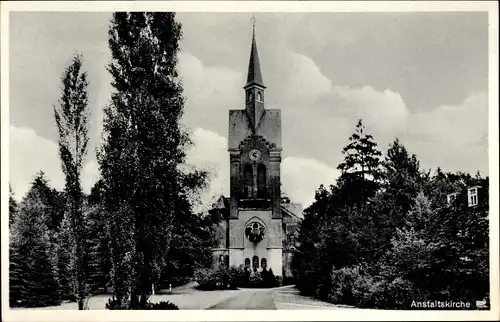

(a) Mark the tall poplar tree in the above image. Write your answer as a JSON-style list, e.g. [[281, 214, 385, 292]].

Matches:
[[53, 54, 90, 310], [99, 12, 206, 309]]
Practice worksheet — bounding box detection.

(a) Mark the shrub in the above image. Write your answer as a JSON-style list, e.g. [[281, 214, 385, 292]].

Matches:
[[261, 268, 278, 288], [105, 298, 179, 310], [383, 277, 417, 309], [105, 297, 129, 310], [282, 276, 295, 286], [275, 276, 283, 287], [248, 271, 263, 288], [352, 276, 388, 309], [351, 272, 376, 308], [228, 265, 247, 288], [328, 266, 363, 305], [194, 265, 244, 290], [194, 265, 282, 290], [145, 301, 179, 310], [194, 268, 219, 290]]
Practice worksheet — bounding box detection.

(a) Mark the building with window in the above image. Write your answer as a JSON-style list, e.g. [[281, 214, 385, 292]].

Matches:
[[209, 27, 303, 278], [446, 186, 482, 207]]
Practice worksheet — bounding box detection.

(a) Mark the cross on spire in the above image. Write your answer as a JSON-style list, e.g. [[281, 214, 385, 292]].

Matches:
[[251, 14, 256, 35]]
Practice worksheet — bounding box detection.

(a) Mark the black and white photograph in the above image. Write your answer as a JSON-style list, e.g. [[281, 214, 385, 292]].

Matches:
[[1, 1, 498, 320]]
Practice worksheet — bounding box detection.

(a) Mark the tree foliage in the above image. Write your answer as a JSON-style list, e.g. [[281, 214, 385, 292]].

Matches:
[[337, 119, 383, 204], [9, 177, 60, 307], [9, 185, 18, 227], [54, 53, 91, 310], [98, 12, 208, 309], [292, 120, 489, 309]]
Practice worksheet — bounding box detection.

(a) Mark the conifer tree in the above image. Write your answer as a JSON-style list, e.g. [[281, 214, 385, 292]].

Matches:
[[30, 172, 66, 231], [9, 195, 25, 308], [382, 138, 423, 214], [10, 177, 60, 307], [53, 53, 90, 309], [9, 185, 18, 227], [9, 243, 25, 307], [337, 119, 383, 204], [365, 139, 428, 257], [99, 12, 207, 308], [54, 213, 75, 301]]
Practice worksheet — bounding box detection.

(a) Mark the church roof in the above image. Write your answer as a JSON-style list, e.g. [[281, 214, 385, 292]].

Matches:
[[281, 203, 304, 220], [245, 30, 265, 89], [228, 109, 282, 151], [211, 195, 229, 210]]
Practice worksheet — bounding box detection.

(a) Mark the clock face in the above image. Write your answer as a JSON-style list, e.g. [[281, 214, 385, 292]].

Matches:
[[249, 149, 261, 161]]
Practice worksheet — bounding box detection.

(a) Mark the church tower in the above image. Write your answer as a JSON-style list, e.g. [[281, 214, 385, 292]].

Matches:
[[225, 23, 284, 275]]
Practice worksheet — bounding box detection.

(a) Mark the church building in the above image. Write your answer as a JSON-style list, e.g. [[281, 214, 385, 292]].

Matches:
[[209, 27, 303, 279]]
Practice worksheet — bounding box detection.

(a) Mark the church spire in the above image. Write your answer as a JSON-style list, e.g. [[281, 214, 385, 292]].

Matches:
[[245, 16, 265, 89]]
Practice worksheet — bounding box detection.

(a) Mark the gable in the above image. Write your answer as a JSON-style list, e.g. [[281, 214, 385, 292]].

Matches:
[[228, 109, 282, 151]]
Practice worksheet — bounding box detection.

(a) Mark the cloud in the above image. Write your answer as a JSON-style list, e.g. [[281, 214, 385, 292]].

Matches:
[[259, 47, 487, 176], [185, 127, 229, 202], [9, 125, 98, 200], [282, 157, 340, 208], [274, 51, 332, 100], [9, 126, 65, 199], [403, 91, 488, 174], [178, 52, 243, 137]]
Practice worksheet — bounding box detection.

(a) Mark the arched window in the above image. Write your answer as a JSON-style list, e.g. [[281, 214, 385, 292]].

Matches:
[[244, 164, 253, 198], [261, 258, 267, 269], [245, 258, 250, 268], [252, 256, 259, 269], [257, 91, 262, 101], [257, 164, 266, 198], [247, 91, 254, 102]]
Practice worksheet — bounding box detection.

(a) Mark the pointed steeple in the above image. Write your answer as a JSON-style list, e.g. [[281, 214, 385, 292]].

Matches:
[[245, 25, 265, 89]]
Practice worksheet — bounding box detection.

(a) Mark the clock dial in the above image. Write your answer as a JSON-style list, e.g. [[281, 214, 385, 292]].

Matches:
[[249, 149, 261, 161]]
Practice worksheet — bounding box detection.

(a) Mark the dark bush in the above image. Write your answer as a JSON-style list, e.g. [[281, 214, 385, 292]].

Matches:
[[282, 276, 295, 286], [275, 275, 283, 287], [105, 297, 129, 310], [194, 267, 224, 290], [352, 275, 387, 308], [328, 263, 423, 310], [261, 268, 279, 287], [145, 301, 179, 310], [105, 298, 179, 310], [194, 265, 282, 290], [328, 266, 363, 305], [248, 270, 264, 288], [382, 277, 417, 309], [194, 265, 243, 290], [228, 265, 247, 288]]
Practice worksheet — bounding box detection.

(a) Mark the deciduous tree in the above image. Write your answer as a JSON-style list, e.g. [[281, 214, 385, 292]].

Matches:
[[99, 12, 207, 309], [53, 53, 90, 309]]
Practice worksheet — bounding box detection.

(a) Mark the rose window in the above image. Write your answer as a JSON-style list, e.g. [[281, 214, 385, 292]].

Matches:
[[245, 222, 265, 243]]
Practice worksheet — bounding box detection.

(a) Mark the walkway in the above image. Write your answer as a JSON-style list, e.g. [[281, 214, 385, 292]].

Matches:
[[11, 284, 356, 310], [208, 288, 276, 309]]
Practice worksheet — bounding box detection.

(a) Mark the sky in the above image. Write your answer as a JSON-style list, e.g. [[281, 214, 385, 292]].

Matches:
[[9, 11, 489, 208]]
